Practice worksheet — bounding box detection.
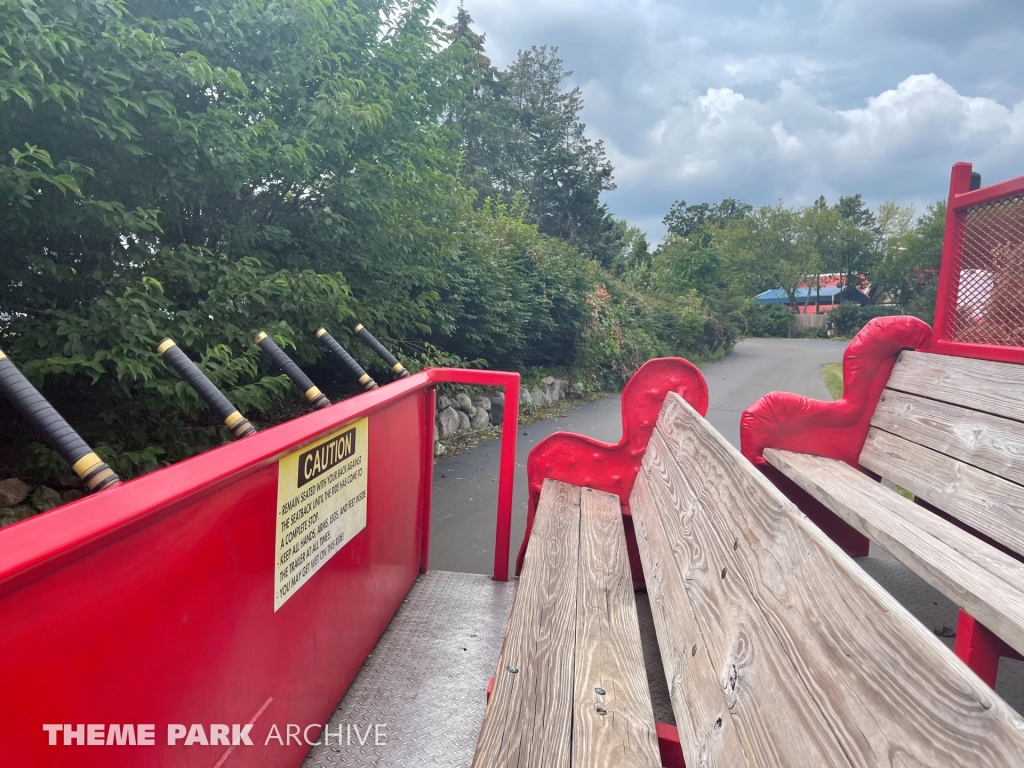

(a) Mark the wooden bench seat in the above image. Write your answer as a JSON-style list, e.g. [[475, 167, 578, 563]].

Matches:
[[634, 392, 1024, 766], [477, 377, 1024, 766], [765, 447, 1024, 658], [759, 350, 1024, 676], [473, 480, 661, 768]]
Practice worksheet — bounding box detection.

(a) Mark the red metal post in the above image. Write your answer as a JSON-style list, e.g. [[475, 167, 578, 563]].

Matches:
[[656, 721, 686, 768], [418, 387, 436, 574], [932, 162, 975, 345], [953, 609, 1023, 688], [426, 368, 520, 581]]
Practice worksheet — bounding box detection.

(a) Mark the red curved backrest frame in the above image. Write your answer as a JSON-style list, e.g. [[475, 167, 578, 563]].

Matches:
[[517, 357, 708, 574]]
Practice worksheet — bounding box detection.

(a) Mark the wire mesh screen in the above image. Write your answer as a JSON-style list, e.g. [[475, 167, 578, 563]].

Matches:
[[943, 194, 1024, 347]]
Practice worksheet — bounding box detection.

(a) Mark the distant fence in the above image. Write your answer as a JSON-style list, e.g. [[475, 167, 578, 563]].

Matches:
[[793, 314, 828, 331]]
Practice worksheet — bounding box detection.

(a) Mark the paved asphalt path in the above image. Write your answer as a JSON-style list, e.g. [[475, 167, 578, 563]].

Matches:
[[429, 338, 847, 575]]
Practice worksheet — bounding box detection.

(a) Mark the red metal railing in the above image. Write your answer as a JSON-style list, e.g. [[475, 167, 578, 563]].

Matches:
[[0, 367, 518, 767], [934, 162, 1024, 364]]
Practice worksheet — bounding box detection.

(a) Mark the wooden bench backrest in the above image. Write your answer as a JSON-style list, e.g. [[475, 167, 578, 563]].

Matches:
[[861, 350, 1024, 556], [632, 391, 1024, 766]]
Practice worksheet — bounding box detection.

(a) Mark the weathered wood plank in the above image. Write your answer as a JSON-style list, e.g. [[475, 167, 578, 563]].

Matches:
[[473, 479, 580, 768], [765, 446, 1024, 662], [657, 393, 1024, 766], [630, 470, 752, 767], [573, 486, 660, 768], [887, 350, 1024, 423], [871, 388, 1024, 486], [644, 428, 854, 766], [861, 427, 1024, 557]]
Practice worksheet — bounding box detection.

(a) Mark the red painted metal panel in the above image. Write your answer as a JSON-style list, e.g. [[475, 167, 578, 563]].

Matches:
[[953, 609, 1024, 689], [0, 367, 520, 766], [656, 721, 686, 768]]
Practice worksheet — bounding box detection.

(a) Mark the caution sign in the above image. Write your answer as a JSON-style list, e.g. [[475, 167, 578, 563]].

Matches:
[[274, 418, 368, 611]]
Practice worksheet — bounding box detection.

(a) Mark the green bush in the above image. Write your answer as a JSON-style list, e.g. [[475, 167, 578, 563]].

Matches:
[[745, 305, 794, 337], [828, 304, 904, 336]]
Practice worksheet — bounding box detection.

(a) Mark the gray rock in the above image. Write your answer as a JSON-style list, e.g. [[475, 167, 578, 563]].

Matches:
[[471, 395, 491, 412], [455, 393, 474, 414], [540, 375, 565, 403], [457, 411, 471, 433], [470, 407, 490, 429], [520, 389, 533, 406], [60, 489, 84, 504], [434, 442, 446, 457], [531, 387, 548, 407], [55, 474, 81, 489], [0, 478, 31, 508], [491, 392, 505, 409], [573, 381, 585, 393], [437, 395, 453, 411], [0, 504, 36, 528], [30, 485, 61, 513], [438, 407, 461, 437], [553, 379, 567, 401], [434, 422, 439, 442]]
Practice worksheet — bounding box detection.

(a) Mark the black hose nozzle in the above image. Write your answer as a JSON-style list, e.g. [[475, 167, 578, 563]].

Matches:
[[353, 323, 410, 379], [0, 348, 119, 492], [315, 328, 378, 391], [157, 339, 256, 439], [254, 332, 330, 409]]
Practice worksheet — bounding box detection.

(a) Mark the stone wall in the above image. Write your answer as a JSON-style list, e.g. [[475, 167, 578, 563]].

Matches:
[[434, 376, 569, 456], [0, 476, 82, 528]]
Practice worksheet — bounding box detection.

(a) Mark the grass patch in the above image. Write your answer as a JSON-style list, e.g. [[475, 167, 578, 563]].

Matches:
[[822, 363, 843, 400]]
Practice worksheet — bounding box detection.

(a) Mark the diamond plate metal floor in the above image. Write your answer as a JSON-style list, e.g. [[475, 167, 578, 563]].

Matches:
[[301, 571, 516, 768]]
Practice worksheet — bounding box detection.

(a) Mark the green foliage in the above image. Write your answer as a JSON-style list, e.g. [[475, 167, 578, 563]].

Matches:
[[821, 363, 843, 400], [448, 34, 620, 265], [431, 196, 598, 369], [871, 202, 945, 321], [827, 303, 904, 336], [664, 198, 752, 238], [745, 305, 794, 338], [0, 0, 473, 477], [0, 2, 736, 482]]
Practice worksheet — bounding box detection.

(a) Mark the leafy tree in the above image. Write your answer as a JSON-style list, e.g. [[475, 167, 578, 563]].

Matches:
[[871, 202, 945, 320], [663, 198, 752, 238], [0, 0, 471, 475], [717, 204, 820, 311]]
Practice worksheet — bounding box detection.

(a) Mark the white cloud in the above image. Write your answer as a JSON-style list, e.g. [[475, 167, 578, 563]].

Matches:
[[437, 0, 1024, 239], [621, 74, 1023, 205]]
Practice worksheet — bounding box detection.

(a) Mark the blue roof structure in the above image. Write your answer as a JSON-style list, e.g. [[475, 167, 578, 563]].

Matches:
[[753, 285, 869, 306]]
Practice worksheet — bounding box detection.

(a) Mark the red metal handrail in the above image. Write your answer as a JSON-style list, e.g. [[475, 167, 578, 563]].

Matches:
[[0, 367, 520, 588]]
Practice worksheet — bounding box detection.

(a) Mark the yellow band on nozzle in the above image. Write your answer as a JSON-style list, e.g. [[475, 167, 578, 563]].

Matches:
[[354, 324, 364, 333], [316, 328, 327, 338], [254, 331, 268, 343], [157, 338, 177, 355], [304, 386, 323, 401], [72, 452, 103, 478]]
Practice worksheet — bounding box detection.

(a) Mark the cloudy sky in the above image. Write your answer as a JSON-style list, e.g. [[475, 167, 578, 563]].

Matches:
[[435, 0, 1024, 241]]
